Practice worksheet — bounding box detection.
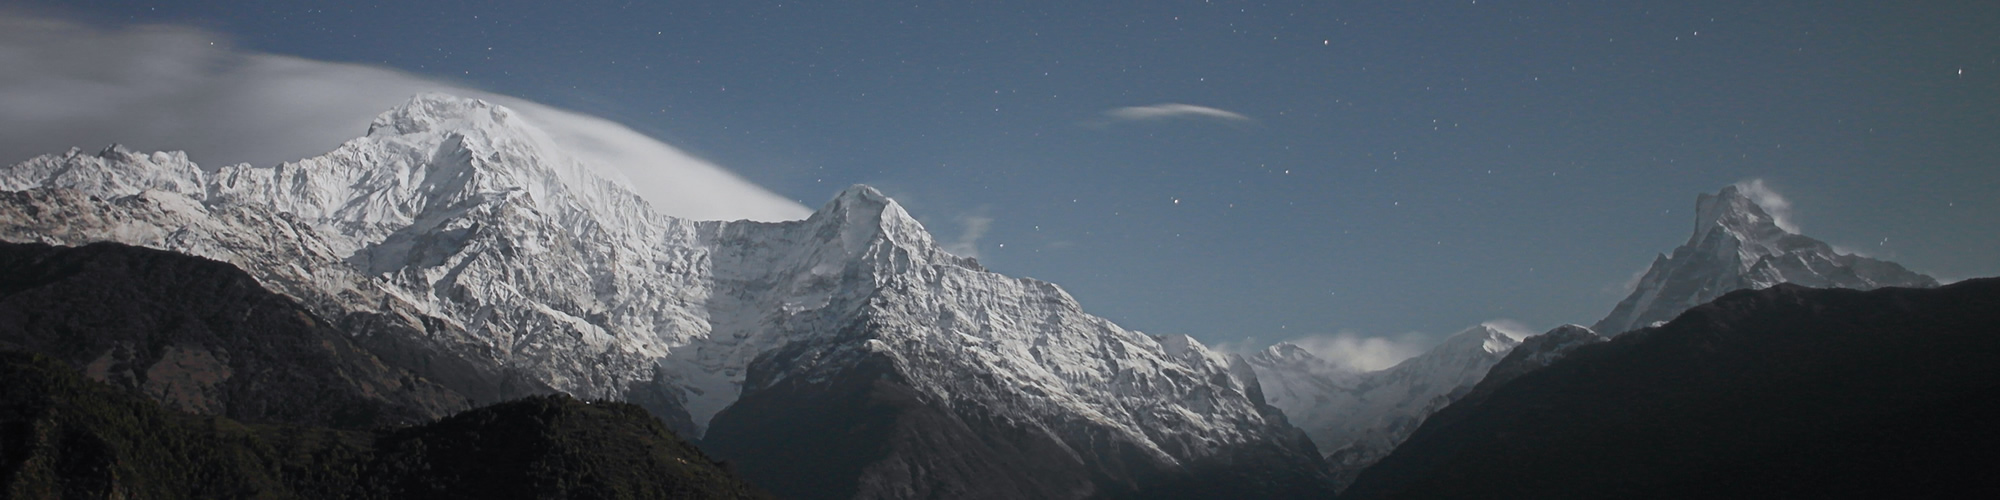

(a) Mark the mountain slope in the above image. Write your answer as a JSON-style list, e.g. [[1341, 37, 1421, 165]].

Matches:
[[1465, 324, 1603, 400], [0, 350, 768, 499], [0, 240, 486, 428], [1341, 279, 2000, 499], [0, 94, 1330, 498], [704, 189, 1331, 499], [1593, 184, 1936, 335], [1246, 324, 1521, 490]]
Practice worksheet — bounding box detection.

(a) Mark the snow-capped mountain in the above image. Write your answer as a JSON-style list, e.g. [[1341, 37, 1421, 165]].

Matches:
[[0, 94, 1329, 498], [1593, 184, 1937, 335], [1247, 324, 1522, 490]]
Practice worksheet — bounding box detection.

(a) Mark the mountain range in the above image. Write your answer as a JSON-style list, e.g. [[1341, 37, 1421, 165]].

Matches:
[[0, 94, 1328, 499], [0, 93, 1972, 499]]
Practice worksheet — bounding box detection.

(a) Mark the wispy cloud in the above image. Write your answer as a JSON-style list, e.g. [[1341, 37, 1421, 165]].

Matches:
[[1603, 261, 1656, 297], [1733, 178, 1799, 233], [1217, 330, 1430, 372], [1284, 332, 1429, 372], [1097, 103, 1253, 126], [0, 13, 810, 222], [942, 213, 993, 259]]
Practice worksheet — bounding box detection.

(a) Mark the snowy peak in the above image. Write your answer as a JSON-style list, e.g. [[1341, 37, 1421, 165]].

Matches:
[[1594, 184, 1938, 335], [203, 94, 663, 255], [795, 184, 971, 272], [818, 185, 918, 242], [1691, 184, 1790, 248], [1435, 324, 1524, 355], [366, 93, 527, 138], [1254, 342, 1327, 369]]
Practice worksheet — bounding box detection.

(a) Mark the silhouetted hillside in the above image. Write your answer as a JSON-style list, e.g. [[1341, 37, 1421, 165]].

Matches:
[[0, 241, 513, 428], [1343, 279, 2000, 499], [0, 350, 768, 499]]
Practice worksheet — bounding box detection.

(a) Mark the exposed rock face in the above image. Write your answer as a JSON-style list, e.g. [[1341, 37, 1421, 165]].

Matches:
[[1343, 280, 2000, 499], [0, 94, 1332, 498], [1593, 184, 1936, 335]]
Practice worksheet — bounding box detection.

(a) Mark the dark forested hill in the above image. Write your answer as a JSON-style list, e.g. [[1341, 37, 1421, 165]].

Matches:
[[0, 350, 768, 499], [1343, 279, 2000, 500], [0, 241, 510, 428]]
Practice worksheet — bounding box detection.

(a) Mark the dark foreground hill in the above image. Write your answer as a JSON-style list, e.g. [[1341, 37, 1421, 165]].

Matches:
[[0, 241, 546, 429], [0, 350, 768, 499], [1342, 279, 2000, 499]]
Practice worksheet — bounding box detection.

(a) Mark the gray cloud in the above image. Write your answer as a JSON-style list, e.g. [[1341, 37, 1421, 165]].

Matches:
[[943, 214, 993, 259], [1733, 178, 1798, 233], [1221, 319, 1538, 373], [1282, 332, 1428, 372], [1101, 103, 1253, 125], [0, 14, 809, 222]]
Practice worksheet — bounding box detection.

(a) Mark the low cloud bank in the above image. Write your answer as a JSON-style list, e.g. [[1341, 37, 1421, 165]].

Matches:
[[1214, 330, 1430, 373], [1284, 332, 1429, 372], [0, 14, 809, 222]]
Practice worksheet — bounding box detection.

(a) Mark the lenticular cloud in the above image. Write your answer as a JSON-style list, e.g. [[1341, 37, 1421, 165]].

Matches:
[[0, 14, 808, 222]]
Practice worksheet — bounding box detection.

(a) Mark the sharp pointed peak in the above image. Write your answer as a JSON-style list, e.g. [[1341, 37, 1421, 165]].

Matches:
[[813, 184, 901, 221], [1440, 323, 1526, 354], [1692, 182, 1794, 244], [833, 184, 890, 205]]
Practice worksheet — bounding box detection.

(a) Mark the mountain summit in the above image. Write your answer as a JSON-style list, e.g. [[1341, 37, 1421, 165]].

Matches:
[[1593, 184, 1936, 335]]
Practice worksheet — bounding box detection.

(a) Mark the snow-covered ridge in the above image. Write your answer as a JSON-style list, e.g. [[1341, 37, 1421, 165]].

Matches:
[[0, 94, 1299, 471], [1, 145, 207, 200], [1247, 324, 1523, 488], [1594, 184, 1937, 335]]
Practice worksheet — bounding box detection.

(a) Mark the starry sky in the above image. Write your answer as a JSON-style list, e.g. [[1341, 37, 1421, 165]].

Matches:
[[7, 1, 1998, 363]]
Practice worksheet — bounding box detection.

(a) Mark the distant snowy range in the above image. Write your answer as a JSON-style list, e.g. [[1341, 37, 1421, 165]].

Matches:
[[2, 95, 1981, 500]]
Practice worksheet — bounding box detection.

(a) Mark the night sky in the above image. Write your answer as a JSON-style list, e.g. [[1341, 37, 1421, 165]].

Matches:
[[6, 1, 1997, 362]]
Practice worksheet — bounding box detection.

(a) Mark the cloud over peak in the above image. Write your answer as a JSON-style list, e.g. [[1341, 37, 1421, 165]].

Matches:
[[0, 13, 809, 222], [1733, 178, 1799, 233]]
